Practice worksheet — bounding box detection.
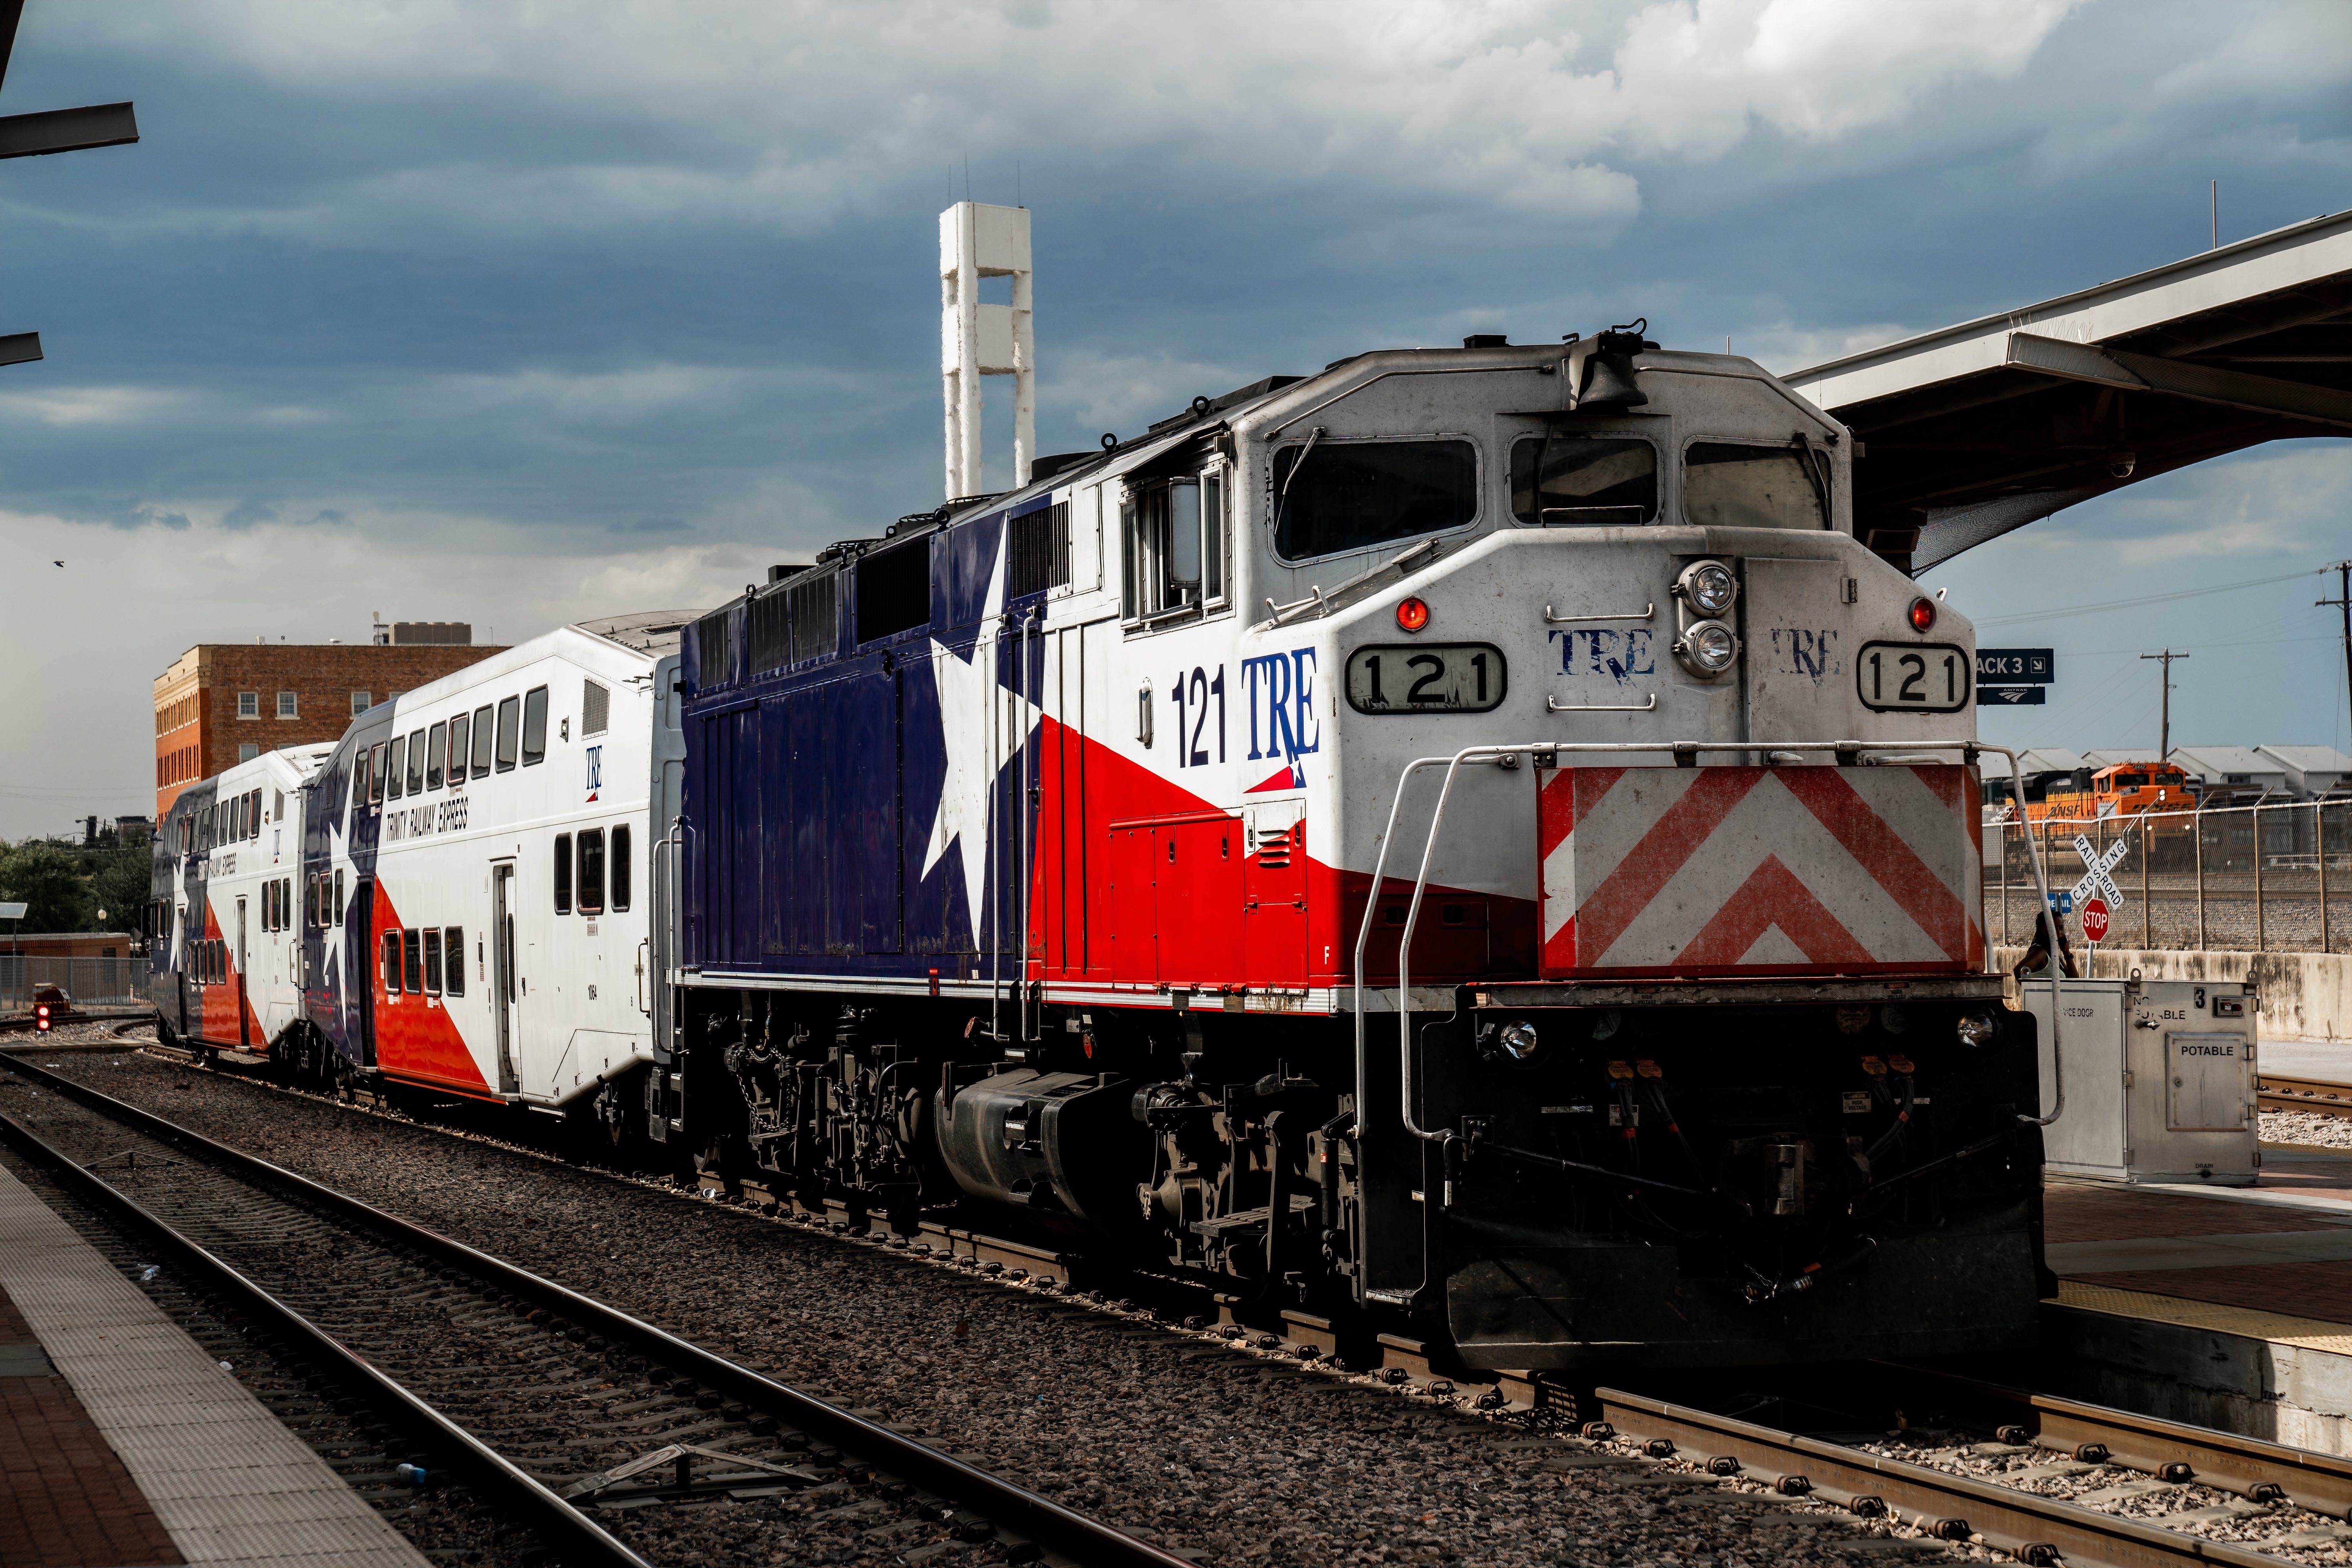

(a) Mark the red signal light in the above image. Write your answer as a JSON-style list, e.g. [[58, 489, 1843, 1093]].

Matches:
[[1908, 597, 1936, 633], [33, 1002, 52, 1033], [1396, 597, 1430, 633]]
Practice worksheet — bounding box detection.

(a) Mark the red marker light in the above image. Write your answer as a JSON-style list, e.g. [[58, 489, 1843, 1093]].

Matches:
[[1908, 597, 1936, 633], [33, 1002, 52, 1034], [1396, 597, 1430, 633]]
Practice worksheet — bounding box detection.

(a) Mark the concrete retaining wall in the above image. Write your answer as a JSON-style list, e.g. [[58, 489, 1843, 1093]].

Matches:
[[1992, 947, 2350, 1042], [2042, 1305, 2352, 1456]]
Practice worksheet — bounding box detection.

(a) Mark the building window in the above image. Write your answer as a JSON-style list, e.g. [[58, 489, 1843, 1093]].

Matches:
[[350, 690, 371, 716], [238, 691, 259, 719], [577, 828, 604, 915], [443, 925, 465, 997], [521, 686, 549, 766], [277, 691, 298, 719], [612, 824, 632, 911], [238, 743, 259, 763], [554, 832, 573, 914]]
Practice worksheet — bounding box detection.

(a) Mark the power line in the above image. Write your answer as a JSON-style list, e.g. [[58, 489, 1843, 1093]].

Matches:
[[1974, 566, 2323, 627]]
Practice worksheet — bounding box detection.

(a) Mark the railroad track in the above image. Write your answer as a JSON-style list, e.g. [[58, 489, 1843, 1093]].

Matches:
[[2259, 1075, 2352, 1118], [0, 1050, 1194, 1568], [1599, 1367, 2352, 1568]]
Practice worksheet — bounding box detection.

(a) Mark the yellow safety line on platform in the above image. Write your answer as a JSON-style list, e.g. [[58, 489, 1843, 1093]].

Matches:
[[2054, 1279, 2352, 1354]]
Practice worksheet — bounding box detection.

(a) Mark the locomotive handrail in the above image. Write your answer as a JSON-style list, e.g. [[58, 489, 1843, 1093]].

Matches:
[[1349, 739, 2064, 1225]]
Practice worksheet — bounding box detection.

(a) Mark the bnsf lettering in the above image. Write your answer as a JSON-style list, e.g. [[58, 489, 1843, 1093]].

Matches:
[[1242, 650, 1320, 765]]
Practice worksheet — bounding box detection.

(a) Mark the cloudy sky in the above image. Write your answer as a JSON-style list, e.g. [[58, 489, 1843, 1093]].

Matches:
[[0, 0, 2347, 837]]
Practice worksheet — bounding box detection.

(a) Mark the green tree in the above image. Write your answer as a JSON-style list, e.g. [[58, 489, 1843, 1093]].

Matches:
[[89, 843, 154, 933], [0, 841, 94, 933]]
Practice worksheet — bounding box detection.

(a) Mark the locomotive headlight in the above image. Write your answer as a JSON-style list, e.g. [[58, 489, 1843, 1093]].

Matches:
[[1498, 1020, 1541, 1062], [1956, 1011, 1998, 1049], [1675, 559, 1737, 617], [1674, 619, 1739, 677]]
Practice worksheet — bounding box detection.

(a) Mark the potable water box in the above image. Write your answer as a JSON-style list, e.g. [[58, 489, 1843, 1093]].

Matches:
[[2022, 976, 2258, 1186]]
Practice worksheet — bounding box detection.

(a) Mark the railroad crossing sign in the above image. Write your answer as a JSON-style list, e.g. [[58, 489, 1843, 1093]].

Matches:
[[2080, 897, 2111, 943], [2071, 833, 2127, 937]]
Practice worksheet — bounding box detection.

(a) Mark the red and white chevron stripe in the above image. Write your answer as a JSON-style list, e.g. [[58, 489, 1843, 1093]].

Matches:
[[1537, 765, 1984, 977]]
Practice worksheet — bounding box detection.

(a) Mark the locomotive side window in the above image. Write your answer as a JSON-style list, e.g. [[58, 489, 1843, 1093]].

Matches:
[[1123, 477, 1225, 621], [1272, 438, 1477, 562], [471, 704, 494, 777], [611, 825, 632, 911], [426, 722, 446, 789], [443, 925, 465, 996], [554, 831, 573, 914], [577, 828, 605, 915], [1684, 441, 1828, 530], [405, 729, 426, 793], [447, 713, 470, 786], [386, 735, 406, 800], [521, 686, 548, 766], [1511, 436, 1656, 525], [495, 697, 521, 771]]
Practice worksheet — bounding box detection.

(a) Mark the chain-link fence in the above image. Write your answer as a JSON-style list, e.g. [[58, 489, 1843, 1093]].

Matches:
[[1984, 798, 2352, 954], [0, 955, 152, 1011]]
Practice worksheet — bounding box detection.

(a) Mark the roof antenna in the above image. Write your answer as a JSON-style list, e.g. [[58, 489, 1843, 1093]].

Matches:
[[2211, 180, 2218, 250]]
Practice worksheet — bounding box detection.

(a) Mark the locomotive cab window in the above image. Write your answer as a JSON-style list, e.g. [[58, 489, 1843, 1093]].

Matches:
[[1272, 437, 1477, 562], [1122, 474, 1226, 622], [1511, 435, 1656, 525], [1684, 441, 1828, 530], [577, 828, 604, 915], [521, 686, 548, 765]]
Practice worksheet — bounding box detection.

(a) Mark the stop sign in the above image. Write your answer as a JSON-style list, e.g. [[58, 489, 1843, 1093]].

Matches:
[[2081, 897, 2111, 943]]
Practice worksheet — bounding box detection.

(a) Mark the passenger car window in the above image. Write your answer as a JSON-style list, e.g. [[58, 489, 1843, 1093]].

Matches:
[[423, 929, 442, 997], [335, 869, 345, 924], [381, 931, 401, 995], [1273, 438, 1477, 562], [521, 686, 548, 765], [427, 722, 446, 789], [611, 825, 632, 912], [350, 750, 369, 809], [1511, 436, 1656, 525], [554, 832, 572, 914], [495, 698, 521, 771], [386, 736, 406, 800], [471, 705, 493, 777], [577, 828, 604, 915], [1683, 442, 1827, 530], [443, 925, 465, 997], [369, 743, 387, 804], [403, 928, 422, 994], [405, 730, 425, 794]]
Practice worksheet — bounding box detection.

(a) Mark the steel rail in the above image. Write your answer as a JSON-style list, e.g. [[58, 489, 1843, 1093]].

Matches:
[[0, 1105, 654, 1568], [0, 1050, 1193, 1568], [1597, 1387, 2289, 1568], [1886, 1365, 2352, 1521], [2258, 1075, 2352, 1119]]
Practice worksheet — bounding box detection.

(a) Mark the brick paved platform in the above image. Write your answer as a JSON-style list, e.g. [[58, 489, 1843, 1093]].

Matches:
[[2045, 1145, 2352, 1333], [0, 1158, 428, 1567]]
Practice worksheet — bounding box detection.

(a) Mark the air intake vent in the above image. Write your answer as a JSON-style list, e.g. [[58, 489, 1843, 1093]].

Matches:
[[1009, 501, 1070, 599], [582, 680, 609, 737], [694, 609, 732, 684]]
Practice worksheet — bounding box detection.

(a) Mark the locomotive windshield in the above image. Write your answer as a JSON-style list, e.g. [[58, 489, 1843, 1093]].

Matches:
[[1273, 437, 1476, 561], [1510, 434, 1656, 525], [1682, 441, 1828, 529]]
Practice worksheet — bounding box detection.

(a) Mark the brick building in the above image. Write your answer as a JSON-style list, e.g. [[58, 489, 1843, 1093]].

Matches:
[[153, 624, 506, 820]]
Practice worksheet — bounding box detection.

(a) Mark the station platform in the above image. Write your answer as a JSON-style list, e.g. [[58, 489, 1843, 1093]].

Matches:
[[0, 1159, 428, 1567]]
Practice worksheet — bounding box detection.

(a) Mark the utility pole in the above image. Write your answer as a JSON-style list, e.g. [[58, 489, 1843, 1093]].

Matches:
[[2141, 649, 2189, 761], [2323, 561, 2352, 755]]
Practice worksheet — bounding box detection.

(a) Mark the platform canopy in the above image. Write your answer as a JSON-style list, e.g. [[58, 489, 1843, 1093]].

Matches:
[[1785, 207, 2352, 574]]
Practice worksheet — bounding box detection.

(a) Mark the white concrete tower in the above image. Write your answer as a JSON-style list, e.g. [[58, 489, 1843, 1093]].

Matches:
[[940, 201, 1034, 500]]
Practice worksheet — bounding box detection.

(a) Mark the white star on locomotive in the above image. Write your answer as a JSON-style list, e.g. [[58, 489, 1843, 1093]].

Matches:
[[918, 534, 1040, 949]]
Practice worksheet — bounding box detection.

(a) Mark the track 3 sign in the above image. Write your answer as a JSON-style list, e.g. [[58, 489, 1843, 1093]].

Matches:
[[1978, 648, 2054, 684], [2080, 897, 2111, 943]]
